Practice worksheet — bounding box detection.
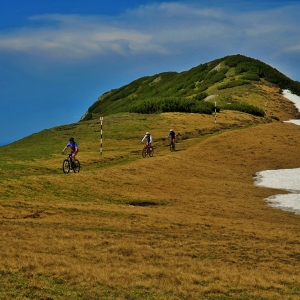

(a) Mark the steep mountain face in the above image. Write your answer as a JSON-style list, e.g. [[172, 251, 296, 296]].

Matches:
[[80, 54, 300, 121]]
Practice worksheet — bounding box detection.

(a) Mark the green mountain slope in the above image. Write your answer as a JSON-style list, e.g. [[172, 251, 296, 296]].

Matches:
[[81, 54, 300, 121]]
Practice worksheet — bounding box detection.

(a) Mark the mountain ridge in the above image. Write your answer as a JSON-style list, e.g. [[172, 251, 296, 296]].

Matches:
[[81, 54, 300, 121]]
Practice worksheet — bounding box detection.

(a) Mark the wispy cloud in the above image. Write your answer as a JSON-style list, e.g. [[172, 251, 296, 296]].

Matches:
[[0, 2, 299, 62], [0, 14, 163, 58], [284, 45, 300, 53]]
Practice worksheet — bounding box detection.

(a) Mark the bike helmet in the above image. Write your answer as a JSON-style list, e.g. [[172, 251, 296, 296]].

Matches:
[[170, 129, 173, 131], [69, 137, 74, 142], [146, 132, 150, 135]]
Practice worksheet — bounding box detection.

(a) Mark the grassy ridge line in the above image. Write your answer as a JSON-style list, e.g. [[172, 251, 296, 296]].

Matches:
[[0, 111, 266, 175], [1, 112, 300, 299]]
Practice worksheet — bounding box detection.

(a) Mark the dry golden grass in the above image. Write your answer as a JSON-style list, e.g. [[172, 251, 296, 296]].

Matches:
[[1, 105, 300, 299]]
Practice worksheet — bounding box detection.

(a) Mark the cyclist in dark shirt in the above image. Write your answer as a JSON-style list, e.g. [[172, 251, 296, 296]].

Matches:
[[62, 137, 78, 164], [168, 129, 176, 143]]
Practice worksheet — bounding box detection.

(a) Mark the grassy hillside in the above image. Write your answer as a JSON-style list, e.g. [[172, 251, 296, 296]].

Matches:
[[81, 54, 300, 121], [1, 106, 300, 299]]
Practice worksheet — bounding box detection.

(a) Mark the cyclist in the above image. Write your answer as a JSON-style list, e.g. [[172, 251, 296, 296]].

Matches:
[[168, 129, 176, 146], [62, 137, 78, 165], [141, 132, 153, 152]]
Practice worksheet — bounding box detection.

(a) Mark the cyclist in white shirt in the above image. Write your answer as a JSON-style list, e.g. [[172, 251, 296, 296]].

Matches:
[[141, 132, 153, 151]]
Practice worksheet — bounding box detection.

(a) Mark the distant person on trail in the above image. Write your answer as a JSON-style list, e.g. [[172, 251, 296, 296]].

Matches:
[[62, 137, 78, 163], [168, 129, 176, 143], [141, 132, 153, 151]]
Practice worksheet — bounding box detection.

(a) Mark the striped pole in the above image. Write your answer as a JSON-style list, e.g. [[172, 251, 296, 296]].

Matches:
[[264, 102, 268, 117], [214, 101, 217, 124], [100, 116, 103, 155]]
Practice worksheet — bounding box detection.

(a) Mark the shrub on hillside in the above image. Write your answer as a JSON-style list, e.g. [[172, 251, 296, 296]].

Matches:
[[191, 101, 218, 114], [195, 84, 209, 92], [235, 63, 260, 75], [193, 92, 208, 101], [129, 97, 218, 114], [130, 99, 161, 114], [241, 72, 260, 81], [217, 80, 250, 90], [209, 72, 227, 84]]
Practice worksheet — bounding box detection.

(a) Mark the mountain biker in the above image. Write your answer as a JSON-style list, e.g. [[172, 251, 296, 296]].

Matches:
[[141, 132, 153, 152], [168, 129, 176, 145], [62, 137, 78, 164]]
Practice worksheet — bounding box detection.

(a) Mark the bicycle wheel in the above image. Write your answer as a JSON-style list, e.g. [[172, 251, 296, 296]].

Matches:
[[142, 147, 147, 158], [170, 143, 175, 152], [73, 159, 81, 173], [62, 159, 70, 174], [149, 147, 154, 157]]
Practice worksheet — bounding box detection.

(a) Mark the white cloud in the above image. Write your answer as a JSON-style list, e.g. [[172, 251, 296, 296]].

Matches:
[[129, 2, 223, 19], [284, 45, 300, 53], [0, 15, 161, 58], [0, 2, 299, 62]]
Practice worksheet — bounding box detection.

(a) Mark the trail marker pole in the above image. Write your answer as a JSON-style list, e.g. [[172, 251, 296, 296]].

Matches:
[[100, 116, 103, 155], [264, 102, 268, 117], [214, 101, 217, 124]]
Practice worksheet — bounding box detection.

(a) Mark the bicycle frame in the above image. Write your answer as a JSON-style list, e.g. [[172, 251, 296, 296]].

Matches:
[[142, 144, 154, 157], [62, 154, 80, 173], [169, 139, 175, 151], [144, 144, 151, 153]]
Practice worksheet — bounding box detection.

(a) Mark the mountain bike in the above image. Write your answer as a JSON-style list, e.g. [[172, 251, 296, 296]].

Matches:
[[62, 153, 80, 174], [142, 144, 154, 158], [169, 139, 176, 152]]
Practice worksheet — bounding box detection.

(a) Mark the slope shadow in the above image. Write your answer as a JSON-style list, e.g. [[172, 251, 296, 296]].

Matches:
[[128, 201, 158, 207]]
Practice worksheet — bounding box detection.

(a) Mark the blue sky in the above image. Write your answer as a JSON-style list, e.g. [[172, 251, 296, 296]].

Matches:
[[1, 0, 300, 145]]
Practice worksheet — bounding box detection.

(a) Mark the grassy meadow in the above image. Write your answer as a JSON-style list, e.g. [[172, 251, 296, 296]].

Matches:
[[1, 104, 300, 298]]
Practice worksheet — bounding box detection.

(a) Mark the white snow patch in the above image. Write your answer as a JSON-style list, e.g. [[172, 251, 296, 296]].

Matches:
[[253, 90, 300, 214]]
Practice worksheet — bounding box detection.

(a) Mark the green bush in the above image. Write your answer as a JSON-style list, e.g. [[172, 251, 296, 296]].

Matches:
[[235, 63, 260, 75], [209, 72, 227, 84], [218, 80, 250, 90], [194, 92, 208, 101], [191, 101, 218, 114], [130, 97, 218, 115], [196, 84, 209, 92], [241, 72, 260, 81]]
